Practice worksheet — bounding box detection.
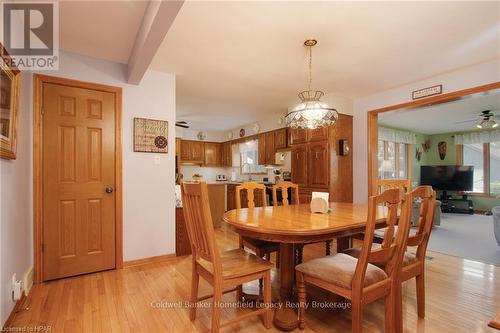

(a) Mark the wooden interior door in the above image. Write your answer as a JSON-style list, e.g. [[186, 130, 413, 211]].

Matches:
[[42, 82, 116, 280]]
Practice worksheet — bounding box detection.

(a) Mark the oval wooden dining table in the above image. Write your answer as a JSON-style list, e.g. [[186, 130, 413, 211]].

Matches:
[[223, 202, 388, 331]]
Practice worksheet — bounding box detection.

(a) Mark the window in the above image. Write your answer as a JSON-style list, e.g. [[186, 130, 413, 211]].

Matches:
[[461, 141, 500, 195], [463, 143, 484, 193], [490, 142, 500, 194], [378, 140, 409, 179], [239, 140, 265, 174]]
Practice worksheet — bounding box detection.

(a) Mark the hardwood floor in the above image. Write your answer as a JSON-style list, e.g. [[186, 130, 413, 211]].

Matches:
[[6, 226, 500, 332]]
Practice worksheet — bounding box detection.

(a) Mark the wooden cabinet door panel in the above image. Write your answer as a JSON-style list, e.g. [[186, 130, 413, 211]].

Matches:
[[308, 127, 329, 142], [265, 131, 275, 164], [180, 140, 191, 161], [274, 128, 287, 149], [204, 142, 219, 166], [291, 145, 308, 187], [42, 83, 116, 281], [290, 128, 307, 145], [191, 141, 204, 162], [258, 133, 266, 165], [308, 141, 329, 188]]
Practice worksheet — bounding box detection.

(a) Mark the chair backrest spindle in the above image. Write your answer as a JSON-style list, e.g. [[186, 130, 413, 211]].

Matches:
[[272, 181, 300, 207]]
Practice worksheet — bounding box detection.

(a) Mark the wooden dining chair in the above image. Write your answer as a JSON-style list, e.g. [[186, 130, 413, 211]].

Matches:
[[272, 181, 332, 264], [236, 182, 280, 265], [296, 188, 412, 333], [181, 181, 273, 333], [343, 186, 436, 333], [271, 181, 299, 207], [371, 178, 412, 243], [376, 178, 412, 194]]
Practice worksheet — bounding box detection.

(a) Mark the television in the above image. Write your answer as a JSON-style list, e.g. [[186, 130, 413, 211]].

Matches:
[[420, 165, 474, 191]]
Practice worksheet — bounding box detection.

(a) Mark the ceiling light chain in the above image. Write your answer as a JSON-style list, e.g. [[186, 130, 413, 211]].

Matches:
[[285, 39, 339, 130]]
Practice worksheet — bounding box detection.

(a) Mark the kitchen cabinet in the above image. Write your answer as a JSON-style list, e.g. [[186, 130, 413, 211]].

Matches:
[[308, 126, 329, 142], [298, 188, 312, 204], [308, 141, 329, 189], [289, 114, 353, 203], [220, 142, 232, 167], [204, 142, 220, 166], [265, 131, 275, 164], [274, 128, 287, 149], [179, 139, 205, 164], [290, 128, 308, 145], [258, 133, 267, 165], [291, 144, 308, 187]]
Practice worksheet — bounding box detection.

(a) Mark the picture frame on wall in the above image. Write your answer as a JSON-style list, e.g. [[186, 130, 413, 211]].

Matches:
[[133, 117, 169, 153], [0, 43, 20, 160]]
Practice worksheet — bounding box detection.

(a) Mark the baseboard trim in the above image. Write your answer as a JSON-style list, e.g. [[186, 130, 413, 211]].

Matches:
[[123, 253, 177, 268], [2, 292, 27, 330]]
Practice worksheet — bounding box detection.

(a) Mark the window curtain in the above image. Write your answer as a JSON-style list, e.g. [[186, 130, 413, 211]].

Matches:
[[454, 129, 500, 144], [378, 127, 416, 144]]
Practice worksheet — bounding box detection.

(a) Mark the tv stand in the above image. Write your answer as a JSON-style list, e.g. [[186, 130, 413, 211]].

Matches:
[[439, 191, 474, 214]]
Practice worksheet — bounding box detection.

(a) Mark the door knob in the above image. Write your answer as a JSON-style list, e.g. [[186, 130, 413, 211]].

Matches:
[[105, 186, 114, 194]]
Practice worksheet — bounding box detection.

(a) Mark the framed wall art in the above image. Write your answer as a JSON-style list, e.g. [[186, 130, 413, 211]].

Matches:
[[0, 43, 20, 159], [133, 117, 168, 153]]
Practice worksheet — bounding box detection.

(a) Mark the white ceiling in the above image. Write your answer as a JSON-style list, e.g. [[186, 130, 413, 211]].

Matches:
[[151, 1, 500, 131], [378, 89, 500, 135], [60, 1, 148, 64]]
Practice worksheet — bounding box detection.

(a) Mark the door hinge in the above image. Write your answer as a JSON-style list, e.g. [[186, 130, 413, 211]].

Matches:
[[41, 243, 44, 252]]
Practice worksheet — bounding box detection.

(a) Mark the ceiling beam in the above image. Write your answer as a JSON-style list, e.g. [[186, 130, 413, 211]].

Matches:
[[127, 0, 184, 85]]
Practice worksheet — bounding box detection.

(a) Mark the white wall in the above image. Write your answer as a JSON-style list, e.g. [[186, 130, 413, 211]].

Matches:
[[0, 72, 33, 325], [0, 51, 176, 325], [352, 58, 500, 203]]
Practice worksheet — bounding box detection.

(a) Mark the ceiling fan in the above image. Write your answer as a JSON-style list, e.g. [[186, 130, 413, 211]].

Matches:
[[454, 110, 499, 129], [175, 121, 189, 129]]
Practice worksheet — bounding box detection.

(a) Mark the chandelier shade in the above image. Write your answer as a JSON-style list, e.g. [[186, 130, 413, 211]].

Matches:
[[285, 39, 339, 130], [285, 90, 338, 129]]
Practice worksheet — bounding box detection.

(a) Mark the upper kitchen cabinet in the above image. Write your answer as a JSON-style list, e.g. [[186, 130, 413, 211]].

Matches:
[[179, 139, 205, 164], [258, 133, 267, 165], [274, 128, 287, 149], [265, 131, 275, 164], [204, 142, 220, 166], [220, 141, 232, 167], [289, 128, 308, 145], [307, 126, 329, 142]]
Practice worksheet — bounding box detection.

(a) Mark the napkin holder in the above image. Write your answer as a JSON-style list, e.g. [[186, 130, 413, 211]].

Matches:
[[310, 192, 329, 214]]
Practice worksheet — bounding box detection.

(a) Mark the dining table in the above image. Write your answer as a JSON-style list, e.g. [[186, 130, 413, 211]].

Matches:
[[223, 202, 388, 331]]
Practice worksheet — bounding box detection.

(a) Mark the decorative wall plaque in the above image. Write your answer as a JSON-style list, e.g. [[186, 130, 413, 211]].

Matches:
[[412, 85, 442, 100], [134, 117, 168, 153]]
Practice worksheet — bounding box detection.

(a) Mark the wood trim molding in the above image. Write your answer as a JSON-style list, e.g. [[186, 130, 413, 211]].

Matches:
[[367, 82, 500, 198], [33, 74, 123, 283], [123, 254, 176, 268]]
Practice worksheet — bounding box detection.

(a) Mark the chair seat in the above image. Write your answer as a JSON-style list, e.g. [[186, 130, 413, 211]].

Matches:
[[198, 249, 274, 279], [295, 253, 388, 289], [343, 245, 418, 267], [242, 236, 280, 253]]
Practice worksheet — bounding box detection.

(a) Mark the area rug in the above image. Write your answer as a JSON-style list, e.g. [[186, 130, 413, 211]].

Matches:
[[427, 213, 500, 266]]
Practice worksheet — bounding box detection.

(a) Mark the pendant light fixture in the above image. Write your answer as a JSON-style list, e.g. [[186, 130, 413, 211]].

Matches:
[[285, 39, 339, 130]]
